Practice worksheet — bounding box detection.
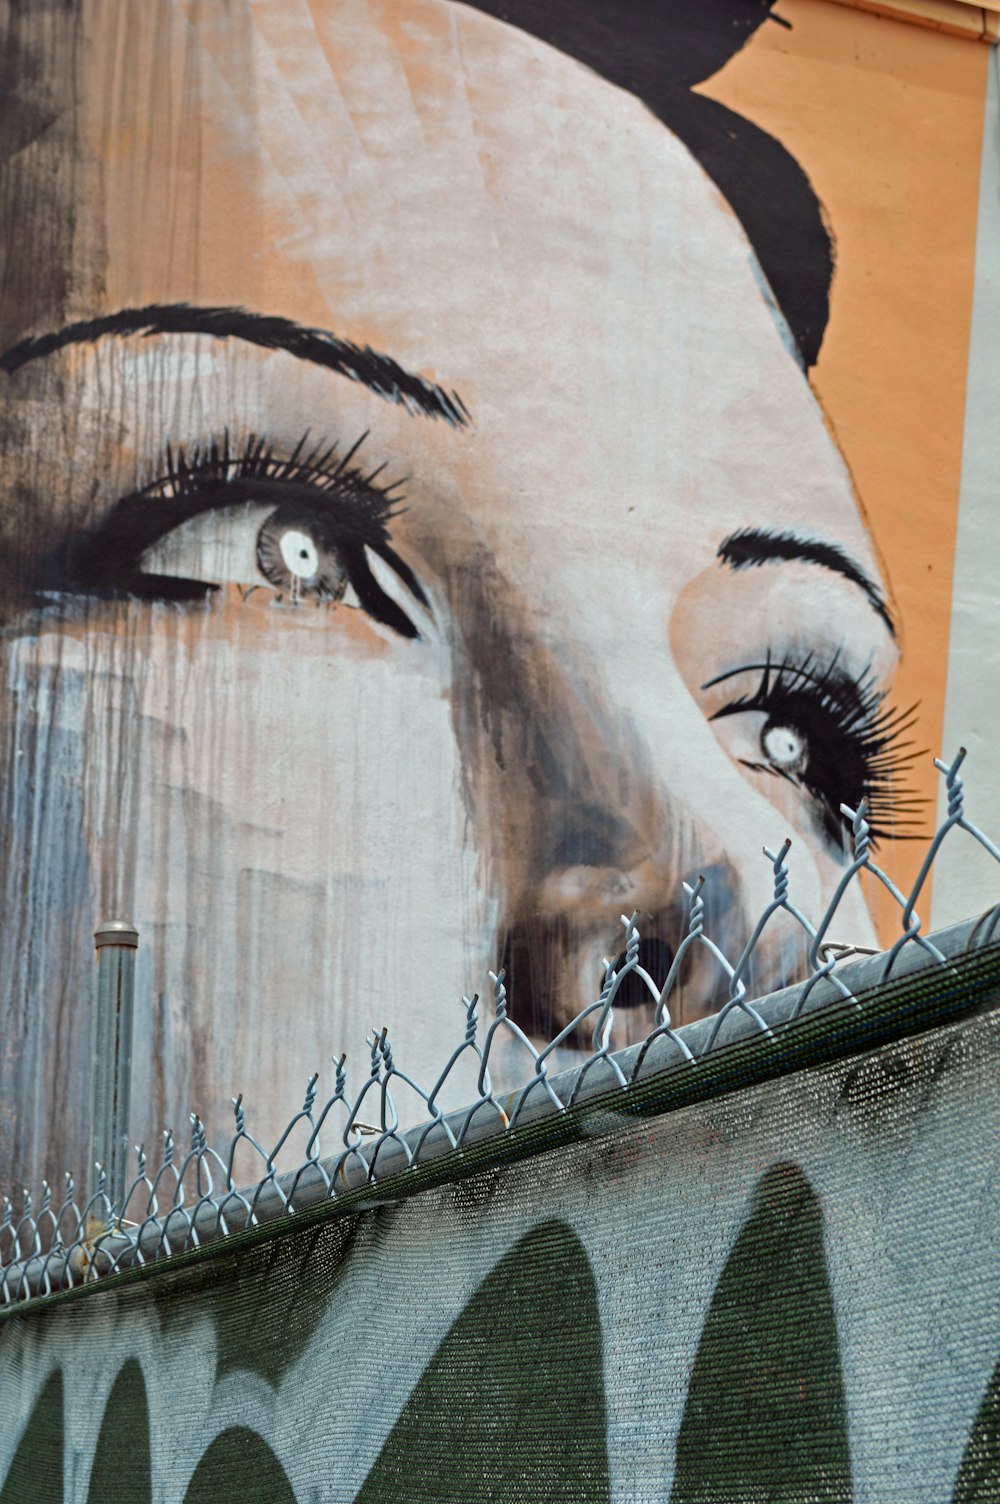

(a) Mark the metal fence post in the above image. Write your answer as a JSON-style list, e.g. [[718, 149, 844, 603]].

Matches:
[[90, 920, 139, 1213]]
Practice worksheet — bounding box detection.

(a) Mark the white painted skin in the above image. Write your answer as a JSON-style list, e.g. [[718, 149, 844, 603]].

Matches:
[[0, 0, 897, 1169]]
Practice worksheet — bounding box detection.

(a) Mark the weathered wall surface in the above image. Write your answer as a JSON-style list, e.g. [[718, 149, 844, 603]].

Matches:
[[0, 1, 994, 1189]]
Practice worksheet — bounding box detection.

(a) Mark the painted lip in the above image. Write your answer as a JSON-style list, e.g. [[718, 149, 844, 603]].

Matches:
[[498, 908, 689, 1051], [498, 853, 817, 1047]]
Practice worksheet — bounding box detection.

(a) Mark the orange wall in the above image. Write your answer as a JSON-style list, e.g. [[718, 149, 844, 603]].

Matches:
[[705, 1, 990, 931]]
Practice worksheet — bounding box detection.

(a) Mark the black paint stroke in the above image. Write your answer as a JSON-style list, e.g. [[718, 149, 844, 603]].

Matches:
[[0, 304, 471, 429], [718, 526, 894, 635], [457, 0, 833, 368]]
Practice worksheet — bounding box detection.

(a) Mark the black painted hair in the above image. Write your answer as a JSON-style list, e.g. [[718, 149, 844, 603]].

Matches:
[[456, 0, 832, 369]]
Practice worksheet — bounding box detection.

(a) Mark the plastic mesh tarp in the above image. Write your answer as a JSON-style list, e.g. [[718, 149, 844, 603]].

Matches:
[[1, 978, 998, 1502]]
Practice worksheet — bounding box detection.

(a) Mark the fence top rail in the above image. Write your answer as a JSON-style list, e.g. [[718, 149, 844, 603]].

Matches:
[[2, 745, 998, 1309]]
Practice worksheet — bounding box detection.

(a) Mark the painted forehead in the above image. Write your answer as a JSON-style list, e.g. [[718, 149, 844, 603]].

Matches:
[[453, 0, 831, 367], [3, 0, 870, 589]]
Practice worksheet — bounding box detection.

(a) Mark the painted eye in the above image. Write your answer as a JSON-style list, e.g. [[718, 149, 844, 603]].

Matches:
[[138, 500, 352, 603], [59, 432, 433, 637], [256, 510, 349, 601], [761, 721, 808, 774], [280, 530, 318, 578], [705, 654, 920, 849]]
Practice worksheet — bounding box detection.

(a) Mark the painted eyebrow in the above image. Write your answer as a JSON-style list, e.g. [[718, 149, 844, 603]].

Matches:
[[718, 527, 894, 637], [0, 303, 471, 428]]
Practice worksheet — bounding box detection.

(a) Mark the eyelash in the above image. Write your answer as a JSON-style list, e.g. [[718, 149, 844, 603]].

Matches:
[[52, 430, 429, 639], [44, 447, 918, 845], [704, 651, 923, 848]]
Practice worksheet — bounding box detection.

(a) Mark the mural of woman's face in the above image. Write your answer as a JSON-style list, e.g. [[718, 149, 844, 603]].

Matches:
[[0, 0, 900, 1172]]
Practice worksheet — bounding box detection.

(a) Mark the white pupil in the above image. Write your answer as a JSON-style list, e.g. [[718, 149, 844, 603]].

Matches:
[[279, 529, 319, 580], [762, 724, 807, 770]]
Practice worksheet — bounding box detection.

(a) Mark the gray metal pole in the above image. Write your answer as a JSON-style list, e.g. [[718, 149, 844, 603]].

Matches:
[[90, 920, 138, 1212]]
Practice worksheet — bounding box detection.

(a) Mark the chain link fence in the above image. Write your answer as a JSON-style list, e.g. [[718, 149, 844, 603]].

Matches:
[[2, 746, 998, 1306]]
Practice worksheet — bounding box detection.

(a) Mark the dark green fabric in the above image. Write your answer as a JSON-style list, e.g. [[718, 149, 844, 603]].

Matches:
[[182, 1427, 296, 1504], [86, 1359, 151, 1504], [671, 1162, 851, 1504], [355, 1220, 610, 1504], [955, 1359, 1000, 1504], [0, 1370, 62, 1504], [0, 995, 996, 1503], [152, 1213, 362, 1387]]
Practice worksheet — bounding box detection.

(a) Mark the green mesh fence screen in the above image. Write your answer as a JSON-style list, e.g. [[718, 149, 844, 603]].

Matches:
[[1, 976, 998, 1502]]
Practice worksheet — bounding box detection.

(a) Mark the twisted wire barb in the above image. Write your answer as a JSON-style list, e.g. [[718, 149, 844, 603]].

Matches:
[[2, 747, 998, 1306]]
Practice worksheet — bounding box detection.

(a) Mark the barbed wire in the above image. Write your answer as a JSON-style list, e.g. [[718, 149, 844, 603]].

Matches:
[[2, 746, 998, 1307]]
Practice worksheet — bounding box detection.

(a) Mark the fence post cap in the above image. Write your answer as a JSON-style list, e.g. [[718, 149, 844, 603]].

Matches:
[[94, 919, 139, 949]]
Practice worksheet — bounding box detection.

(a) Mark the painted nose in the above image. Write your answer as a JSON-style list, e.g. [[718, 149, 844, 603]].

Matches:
[[449, 587, 818, 1048]]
